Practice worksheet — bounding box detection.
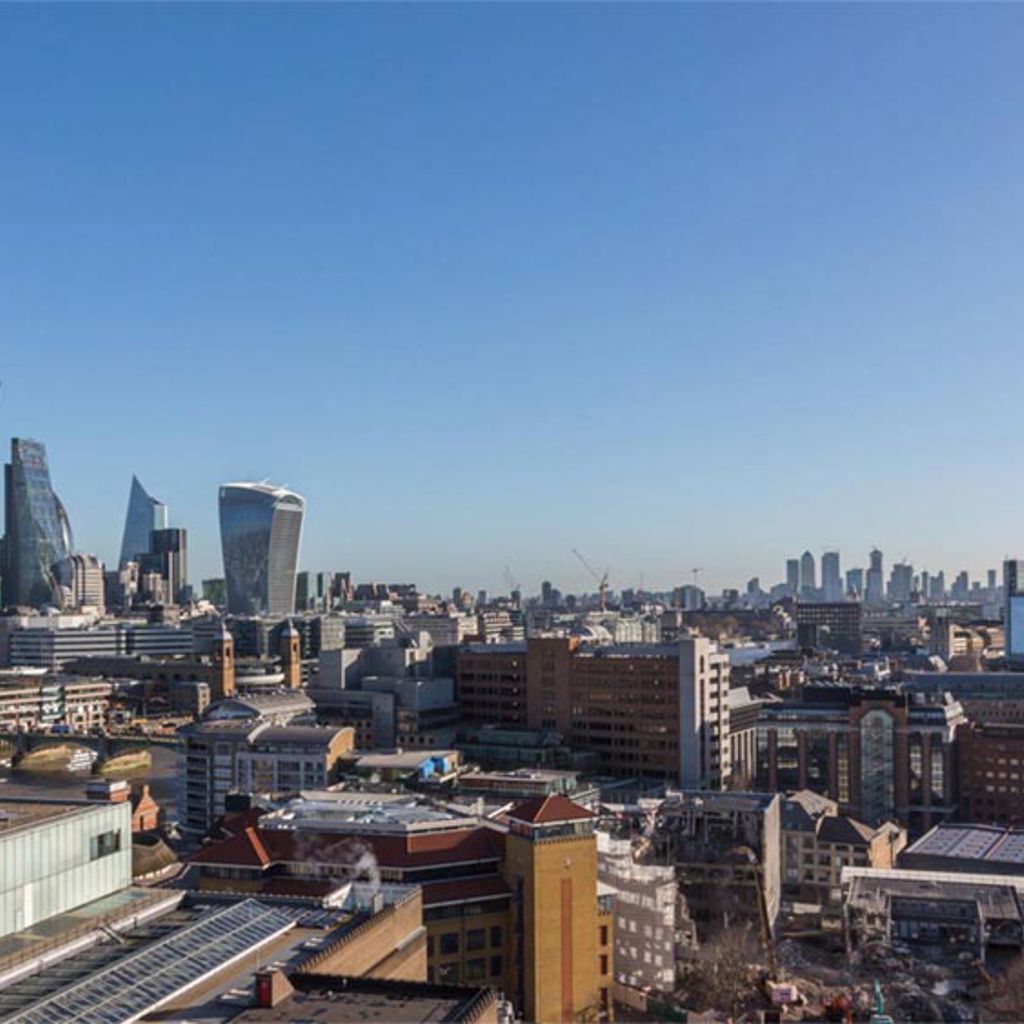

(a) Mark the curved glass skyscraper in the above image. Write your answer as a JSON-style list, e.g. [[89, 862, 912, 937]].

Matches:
[[2, 438, 73, 608], [119, 475, 168, 567], [219, 482, 304, 616]]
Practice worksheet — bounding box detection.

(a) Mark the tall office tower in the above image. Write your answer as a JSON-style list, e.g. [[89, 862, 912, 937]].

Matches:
[[988, 569, 998, 592], [786, 558, 800, 595], [1005, 561, 1024, 666], [951, 570, 970, 600], [865, 548, 884, 604], [799, 550, 816, 597], [141, 527, 188, 604], [219, 482, 305, 616], [920, 570, 931, 603], [541, 579, 554, 607], [846, 567, 864, 598], [119, 475, 167, 568], [746, 577, 761, 596], [888, 562, 913, 603], [821, 550, 842, 602], [66, 553, 105, 612], [1, 438, 73, 608], [931, 570, 946, 601]]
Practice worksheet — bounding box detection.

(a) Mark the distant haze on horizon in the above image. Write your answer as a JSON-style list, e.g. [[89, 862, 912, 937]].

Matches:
[[2, 5, 1023, 594]]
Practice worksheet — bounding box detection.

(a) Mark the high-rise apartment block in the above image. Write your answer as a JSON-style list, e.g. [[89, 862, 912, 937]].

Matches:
[[1, 438, 72, 608], [219, 483, 305, 616]]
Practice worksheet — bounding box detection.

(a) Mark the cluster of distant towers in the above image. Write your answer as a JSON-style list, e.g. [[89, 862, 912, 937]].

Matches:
[[0, 437, 306, 621]]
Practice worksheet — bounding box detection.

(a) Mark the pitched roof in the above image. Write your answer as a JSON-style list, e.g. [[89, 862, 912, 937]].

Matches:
[[818, 815, 877, 846], [506, 795, 593, 825], [190, 825, 504, 872], [191, 826, 271, 867]]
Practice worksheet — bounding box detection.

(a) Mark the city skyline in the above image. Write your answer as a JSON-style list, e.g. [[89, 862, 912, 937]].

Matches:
[[3, 6, 1024, 592]]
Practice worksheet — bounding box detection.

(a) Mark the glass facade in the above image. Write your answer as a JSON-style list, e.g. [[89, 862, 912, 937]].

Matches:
[[119, 474, 168, 567], [0, 802, 132, 939], [219, 483, 304, 616], [2, 438, 73, 608], [860, 709, 895, 824]]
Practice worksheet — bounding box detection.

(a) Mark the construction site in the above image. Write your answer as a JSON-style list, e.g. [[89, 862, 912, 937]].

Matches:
[[598, 792, 1016, 1023]]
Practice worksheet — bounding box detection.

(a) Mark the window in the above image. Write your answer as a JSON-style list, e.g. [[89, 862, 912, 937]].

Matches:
[[600, 954, 609, 975], [467, 928, 485, 951], [465, 958, 486, 982], [490, 925, 503, 947], [437, 963, 460, 984], [490, 955, 503, 978], [89, 830, 121, 860], [440, 932, 460, 955], [599, 925, 609, 945], [426, 936, 434, 958]]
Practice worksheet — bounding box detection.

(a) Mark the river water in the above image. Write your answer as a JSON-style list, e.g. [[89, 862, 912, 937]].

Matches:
[[0, 744, 182, 818]]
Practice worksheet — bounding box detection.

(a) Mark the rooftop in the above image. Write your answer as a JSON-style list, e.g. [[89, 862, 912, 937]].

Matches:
[[904, 823, 1024, 866], [506, 795, 594, 825], [230, 974, 498, 1023], [0, 799, 111, 840]]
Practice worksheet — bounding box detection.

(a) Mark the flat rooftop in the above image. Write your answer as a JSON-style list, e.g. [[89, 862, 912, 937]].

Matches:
[[0, 799, 102, 839], [228, 975, 496, 1024], [905, 823, 1024, 866]]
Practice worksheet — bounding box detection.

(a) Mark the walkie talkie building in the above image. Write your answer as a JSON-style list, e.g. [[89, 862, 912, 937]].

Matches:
[[218, 482, 304, 616]]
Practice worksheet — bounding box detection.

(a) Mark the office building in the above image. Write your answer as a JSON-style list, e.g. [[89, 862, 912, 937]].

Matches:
[[795, 601, 862, 655], [799, 550, 816, 597], [219, 482, 305, 617], [63, 552, 106, 612], [821, 550, 842, 602], [846, 567, 864, 598], [1005, 560, 1024, 667], [785, 558, 800, 595], [1, 438, 73, 609], [888, 561, 913, 603], [118, 474, 167, 567], [140, 526, 188, 604], [865, 548, 884, 604], [456, 636, 731, 787], [957, 721, 1024, 825], [757, 684, 965, 835]]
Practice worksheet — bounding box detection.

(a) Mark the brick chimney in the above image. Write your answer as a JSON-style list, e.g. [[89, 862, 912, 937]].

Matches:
[[255, 970, 294, 1009]]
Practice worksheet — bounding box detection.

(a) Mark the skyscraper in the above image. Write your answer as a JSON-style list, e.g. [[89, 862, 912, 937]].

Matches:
[[1, 438, 73, 608], [140, 527, 188, 604], [1005, 560, 1024, 666], [821, 550, 842, 602], [785, 558, 800, 595], [799, 550, 816, 596], [219, 482, 305, 616], [119, 475, 168, 568], [865, 548, 884, 604]]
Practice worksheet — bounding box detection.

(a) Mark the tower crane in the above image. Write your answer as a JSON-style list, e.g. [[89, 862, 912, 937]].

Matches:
[[502, 565, 521, 595], [571, 548, 609, 612]]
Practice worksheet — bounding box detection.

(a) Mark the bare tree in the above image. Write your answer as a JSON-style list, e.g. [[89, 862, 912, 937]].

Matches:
[[676, 927, 765, 1018], [981, 954, 1024, 1022]]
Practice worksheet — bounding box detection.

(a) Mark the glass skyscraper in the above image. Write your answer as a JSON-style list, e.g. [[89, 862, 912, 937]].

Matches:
[[119, 475, 168, 567], [2, 438, 73, 608], [219, 482, 305, 616]]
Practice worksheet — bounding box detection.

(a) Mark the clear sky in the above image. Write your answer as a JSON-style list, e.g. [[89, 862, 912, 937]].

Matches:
[[2, 4, 1023, 596]]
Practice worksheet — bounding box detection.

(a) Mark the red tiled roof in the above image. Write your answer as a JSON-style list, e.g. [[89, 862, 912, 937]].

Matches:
[[191, 826, 270, 867], [421, 876, 512, 908], [190, 826, 503, 872], [506, 795, 594, 825]]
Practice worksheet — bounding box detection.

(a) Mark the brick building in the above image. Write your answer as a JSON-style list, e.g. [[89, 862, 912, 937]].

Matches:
[[957, 722, 1024, 825]]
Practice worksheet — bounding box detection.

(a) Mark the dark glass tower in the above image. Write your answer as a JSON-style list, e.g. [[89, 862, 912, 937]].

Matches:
[[2, 438, 73, 608], [219, 482, 304, 616], [119, 475, 167, 567]]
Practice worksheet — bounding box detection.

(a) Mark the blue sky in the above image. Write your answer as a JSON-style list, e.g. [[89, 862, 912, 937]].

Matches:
[[2, 5, 1023, 595]]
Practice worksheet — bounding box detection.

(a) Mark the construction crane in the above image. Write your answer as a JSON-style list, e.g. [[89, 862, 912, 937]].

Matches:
[[571, 548, 609, 612], [502, 565, 521, 595], [691, 567, 704, 587]]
